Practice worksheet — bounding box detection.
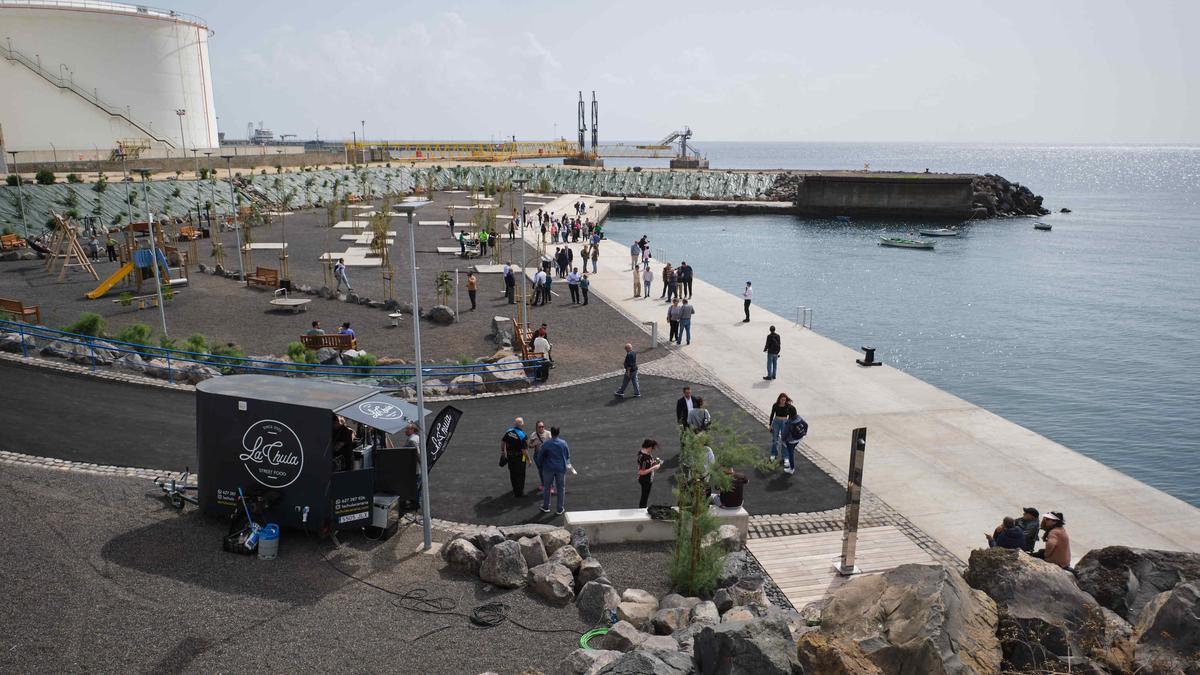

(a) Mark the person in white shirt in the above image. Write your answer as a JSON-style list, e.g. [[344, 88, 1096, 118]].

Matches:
[[533, 269, 548, 305], [742, 281, 753, 322], [566, 268, 582, 304], [533, 334, 552, 364], [642, 266, 654, 298]]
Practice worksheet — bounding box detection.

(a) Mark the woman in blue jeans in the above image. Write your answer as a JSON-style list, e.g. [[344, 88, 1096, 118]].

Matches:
[[768, 392, 797, 462]]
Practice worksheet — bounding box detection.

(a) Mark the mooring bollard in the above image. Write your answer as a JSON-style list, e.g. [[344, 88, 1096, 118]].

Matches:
[[856, 345, 882, 367], [643, 320, 658, 349]]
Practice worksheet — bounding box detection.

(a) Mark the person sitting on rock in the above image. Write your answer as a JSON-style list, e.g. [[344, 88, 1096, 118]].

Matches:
[[985, 516, 1026, 550], [1031, 511, 1071, 569]]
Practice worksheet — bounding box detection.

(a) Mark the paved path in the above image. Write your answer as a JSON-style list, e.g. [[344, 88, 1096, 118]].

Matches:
[[530, 194, 1200, 560]]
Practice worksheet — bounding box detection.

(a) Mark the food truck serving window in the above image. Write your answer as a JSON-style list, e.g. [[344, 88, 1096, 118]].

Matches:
[[335, 394, 430, 436]]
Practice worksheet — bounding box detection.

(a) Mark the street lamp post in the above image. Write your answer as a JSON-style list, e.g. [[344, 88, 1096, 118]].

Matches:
[[191, 149, 202, 226], [360, 120, 367, 164], [135, 168, 169, 336], [221, 156, 246, 281], [203, 151, 214, 229], [396, 197, 432, 549], [512, 178, 528, 330], [7, 151, 29, 238], [175, 109, 187, 156]]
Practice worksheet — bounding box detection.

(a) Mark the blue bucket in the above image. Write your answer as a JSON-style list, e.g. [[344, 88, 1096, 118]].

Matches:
[[257, 523, 280, 560]]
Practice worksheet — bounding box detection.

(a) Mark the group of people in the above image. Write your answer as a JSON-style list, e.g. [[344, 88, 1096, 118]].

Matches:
[[985, 507, 1072, 568], [499, 417, 572, 514], [538, 205, 600, 245]]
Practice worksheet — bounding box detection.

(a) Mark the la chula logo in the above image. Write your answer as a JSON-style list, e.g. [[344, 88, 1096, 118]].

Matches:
[[240, 419, 303, 488]]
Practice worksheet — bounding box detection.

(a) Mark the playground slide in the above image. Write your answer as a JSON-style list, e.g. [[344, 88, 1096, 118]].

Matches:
[[86, 262, 134, 299]]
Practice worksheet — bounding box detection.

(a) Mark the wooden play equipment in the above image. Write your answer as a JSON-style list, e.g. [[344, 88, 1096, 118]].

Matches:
[[85, 219, 189, 299], [44, 213, 99, 282]]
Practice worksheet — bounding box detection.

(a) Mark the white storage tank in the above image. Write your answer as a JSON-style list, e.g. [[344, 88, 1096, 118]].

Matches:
[[0, 0, 218, 154]]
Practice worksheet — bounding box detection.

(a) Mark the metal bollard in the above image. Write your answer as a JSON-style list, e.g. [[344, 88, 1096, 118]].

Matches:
[[856, 346, 882, 367], [642, 320, 658, 349]]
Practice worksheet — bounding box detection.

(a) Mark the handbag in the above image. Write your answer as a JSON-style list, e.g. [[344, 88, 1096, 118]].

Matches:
[[499, 454, 508, 467]]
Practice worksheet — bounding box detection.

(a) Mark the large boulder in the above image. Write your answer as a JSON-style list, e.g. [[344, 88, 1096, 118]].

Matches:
[[528, 561, 575, 606], [471, 526, 506, 553], [440, 537, 484, 575], [558, 648, 621, 675], [964, 547, 1132, 673], [693, 616, 804, 675], [651, 607, 690, 635], [621, 588, 658, 608], [483, 355, 527, 389], [660, 594, 702, 611], [490, 315, 515, 344], [315, 347, 342, 365], [518, 535, 548, 568], [795, 633, 884, 675], [821, 563, 1000, 675], [548, 544, 584, 574], [479, 540, 528, 588], [576, 581, 621, 624], [500, 523, 560, 540], [447, 373, 483, 394], [1074, 546, 1200, 622], [718, 550, 751, 588], [616, 601, 657, 630], [427, 304, 456, 325], [704, 524, 742, 552], [690, 600, 720, 626], [577, 558, 607, 587], [729, 575, 769, 609], [1131, 582, 1200, 675], [713, 587, 735, 614], [540, 528, 572, 555], [595, 649, 693, 675], [600, 620, 649, 652]]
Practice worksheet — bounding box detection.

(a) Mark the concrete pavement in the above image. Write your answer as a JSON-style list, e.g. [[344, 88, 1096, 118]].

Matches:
[[532, 193, 1200, 561]]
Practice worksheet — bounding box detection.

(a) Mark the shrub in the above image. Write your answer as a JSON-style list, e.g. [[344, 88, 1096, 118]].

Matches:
[[115, 323, 154, 356], [66, 173, 82, 183], [118, 291, 133, 306], [64, 312, 106, 337], [5, 175, 18, 186], [171, 187, 181, 198], [35, 169, 55, 185], [183, 333, 209, 354], [346, 352, 377, 373], [286, 341, 319, 364], [206, 342, 246, 373]]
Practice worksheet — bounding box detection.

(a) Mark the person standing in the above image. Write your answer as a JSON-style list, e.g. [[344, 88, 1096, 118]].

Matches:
[[642, 266, 654, 299], [580, 273, 590, 305], [448, 214, 456, 239], [500, 418, 530, 498], [637, 439, 663, 508], [590, 243, 599, 273], [567, 267, 582, 304], [686, 397, 712, 432], [457, 230, 467, 256], [677, 299, 695, 345], [614, 343, 640, 398], [538, 426, 571, 515], [660, 263, 672, 299], [678, 261, 693, 299], [466, 271, 478, 311], [763, 325, 781, 380], [334, 258, 352, 292], [675, 386, 695, 427], [632, 266, 642, 298], [741, 281, 753, 322], [667, 266, 679, 302], [504, 264, 516, 304], [478, 228, 489, 257], [769, 392, 797, 463], [528, 420, 552, 496], [532, 268, 546, 305], [543, 269, 553, 304], [105, 235, 118, 262], [667, 298, 682, 344], [630, 241, 640, 271]]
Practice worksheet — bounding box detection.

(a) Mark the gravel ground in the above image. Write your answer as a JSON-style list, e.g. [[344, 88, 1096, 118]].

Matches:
[[0, 191, 661, 382], [0, 461, 672, 674]]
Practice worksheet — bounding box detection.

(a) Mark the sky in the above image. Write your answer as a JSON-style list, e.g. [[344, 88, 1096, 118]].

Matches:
[[174, 0, 1200, 144]]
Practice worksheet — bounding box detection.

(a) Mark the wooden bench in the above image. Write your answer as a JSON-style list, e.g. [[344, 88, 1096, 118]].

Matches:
[[1, 234, 27, 250], [565, 506, 749, 546], [300, 333, 358, 352], [512, 320, 546, 361], [178, 226, 201, 241], [245, 266, 279, 288], [0, 297, 40, 324]]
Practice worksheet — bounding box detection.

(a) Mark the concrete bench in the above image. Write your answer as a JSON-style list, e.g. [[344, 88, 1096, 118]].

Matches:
[[565, 506, 749, 546]]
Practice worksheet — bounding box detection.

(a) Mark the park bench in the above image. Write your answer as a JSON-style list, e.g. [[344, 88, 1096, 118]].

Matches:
[[1, 234, 27, 250], [564, 506, 749, 546], [300, 333, 358, 352], [245, 266, 279, 288], [0, 297, 41, 324], [512, 320, 545, 361], [178, 226, 201, 241]]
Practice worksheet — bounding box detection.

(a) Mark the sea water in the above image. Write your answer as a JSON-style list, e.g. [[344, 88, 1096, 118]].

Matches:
[[599, 143, 1200, 507]]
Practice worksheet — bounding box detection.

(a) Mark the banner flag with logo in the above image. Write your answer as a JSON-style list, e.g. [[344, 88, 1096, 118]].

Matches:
[[426, 405, 463, 472]]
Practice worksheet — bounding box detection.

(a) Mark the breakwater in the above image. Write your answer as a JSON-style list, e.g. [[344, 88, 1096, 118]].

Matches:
[[0, 164, 1045, 233]]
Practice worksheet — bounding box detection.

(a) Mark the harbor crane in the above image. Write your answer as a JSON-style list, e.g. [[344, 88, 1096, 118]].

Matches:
[[638, 127, 708, 168]]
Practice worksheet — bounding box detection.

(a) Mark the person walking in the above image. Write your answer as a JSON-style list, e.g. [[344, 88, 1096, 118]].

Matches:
[[780, 412, 808, 474], [504, 264, 516, 304], [590, 243, 599, 273], [763, 325, 781, 380], [637, 439, 664, 508], [500, 418, 530, 498], [580, 273, 590, 305], [642, 266, 654, 299], [678, 261, 693, 299], [667, 298, 682, 344], [614, 343, 640, 398], [567, 267, 582, 304], [741, 281, 753, 322], [769, 392, 797, 463], [334, 258, 352, 292], [538, 426, 571, 515], [466, 271, 478, 311], [677, 298, 695, 345]]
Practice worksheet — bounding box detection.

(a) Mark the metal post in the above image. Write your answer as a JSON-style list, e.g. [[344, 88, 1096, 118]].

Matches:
[[454, 268, 459, 322], [204, 151, 214, 229], [406, 205, 432, 550], [223, 157, 246, 281], [191, 149, 201, 226], [8, 151, 29, 238], [137, 171, 169, 336], [836, 427, 868, 575], [512, 178, 528, 330], [361, 120, 366, 164]]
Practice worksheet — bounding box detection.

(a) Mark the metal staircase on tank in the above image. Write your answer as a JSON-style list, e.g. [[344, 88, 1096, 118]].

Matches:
[[1, 38, 175, 148]]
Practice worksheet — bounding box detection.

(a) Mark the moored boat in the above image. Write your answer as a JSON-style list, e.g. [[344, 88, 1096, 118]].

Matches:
[[919, 228, 960, 237], [1034, 222, 1052, 231], [879, 236, 934, 250]]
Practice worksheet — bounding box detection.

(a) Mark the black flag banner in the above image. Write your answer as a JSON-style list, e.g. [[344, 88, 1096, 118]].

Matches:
[[426, 405, 463, 471]]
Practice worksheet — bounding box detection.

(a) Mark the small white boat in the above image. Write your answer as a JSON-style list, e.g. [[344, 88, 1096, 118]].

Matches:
[[1034, 222, 1052, 231], [879, 237, 934, 250], [919, 228, 960, 237]]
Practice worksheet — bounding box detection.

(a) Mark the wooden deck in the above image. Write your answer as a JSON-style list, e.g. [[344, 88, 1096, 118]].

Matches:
[[747, 526, 935, 608]]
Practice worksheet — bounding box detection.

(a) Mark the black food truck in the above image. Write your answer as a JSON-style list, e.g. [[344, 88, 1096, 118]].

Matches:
[[196, 375, 440, 534]]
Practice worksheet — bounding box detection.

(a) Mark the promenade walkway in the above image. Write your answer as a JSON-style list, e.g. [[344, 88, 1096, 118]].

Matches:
[[528, 194, 1200, 561]]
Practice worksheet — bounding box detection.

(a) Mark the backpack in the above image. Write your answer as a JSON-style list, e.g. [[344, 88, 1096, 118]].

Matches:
[[784, 416, 809, 444]]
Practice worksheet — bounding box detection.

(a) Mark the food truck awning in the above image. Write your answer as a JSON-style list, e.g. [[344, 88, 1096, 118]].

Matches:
[[336, 392, 430, 435]]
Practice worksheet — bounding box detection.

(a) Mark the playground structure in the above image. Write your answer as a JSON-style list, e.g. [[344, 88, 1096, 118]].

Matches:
[[85, 218, 189, 300], [43, 213, 99, 282]]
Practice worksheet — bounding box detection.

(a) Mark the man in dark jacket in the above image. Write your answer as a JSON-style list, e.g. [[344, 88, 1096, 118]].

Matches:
[[986, 516, 1027, 549], [763, 325, 781, 380], [1017, 507, 1040, 552], [675, 386, 695, 426]]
